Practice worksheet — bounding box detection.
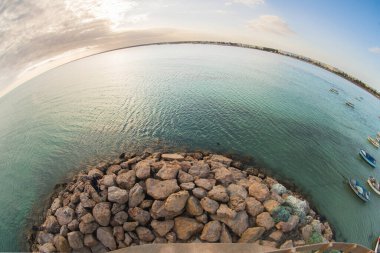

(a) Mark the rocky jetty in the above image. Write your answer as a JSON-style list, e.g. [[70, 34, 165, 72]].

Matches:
[[29, 151, 334, 253]]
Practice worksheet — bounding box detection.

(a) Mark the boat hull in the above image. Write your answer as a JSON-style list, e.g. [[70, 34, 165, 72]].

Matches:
[[360, 150, 376, 168], [349, 179, 370, 202], [367, 179, 380, 196]]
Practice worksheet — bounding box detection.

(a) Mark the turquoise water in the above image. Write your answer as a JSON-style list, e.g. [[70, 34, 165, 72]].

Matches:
[[0, 44, 379, 251]]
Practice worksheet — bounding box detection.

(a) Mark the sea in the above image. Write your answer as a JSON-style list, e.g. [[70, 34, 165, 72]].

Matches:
[[0, 44, 379, 251]]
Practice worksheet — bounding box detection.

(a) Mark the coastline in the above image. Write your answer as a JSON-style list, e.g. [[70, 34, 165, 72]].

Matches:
[[28, 150, 334, 252]]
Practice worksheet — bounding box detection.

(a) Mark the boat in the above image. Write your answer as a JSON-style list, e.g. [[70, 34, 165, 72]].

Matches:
[[345, 101, 355, 108], [359, 149, 377, 168], [348, 178, 370, 202], [329, 88, 339, 94], [367, 176, 380, 195], [377, 132, 380, 138], [375, 236, 380, 253], [368, 136, 380, 148]]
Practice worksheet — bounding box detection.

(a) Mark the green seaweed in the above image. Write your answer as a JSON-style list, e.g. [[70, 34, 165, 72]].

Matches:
[[271, 206, 292, 223]]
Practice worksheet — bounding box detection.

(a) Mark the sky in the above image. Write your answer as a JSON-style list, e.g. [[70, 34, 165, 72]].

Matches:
[[0, 0, 379, 98]]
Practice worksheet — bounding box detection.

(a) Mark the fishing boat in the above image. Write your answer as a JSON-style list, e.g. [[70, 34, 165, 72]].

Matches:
[[359, 149, 377, 168], [368, 136, 380, 148], [345, 101, 355, 108], [367, 176, 380, 195], [375, 236, 380, 253], [329, 88, 339, 94], [348, 178, 370, 202]]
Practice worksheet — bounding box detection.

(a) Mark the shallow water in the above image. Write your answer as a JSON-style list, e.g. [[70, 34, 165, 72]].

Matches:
[[0, 44, 379, 251]]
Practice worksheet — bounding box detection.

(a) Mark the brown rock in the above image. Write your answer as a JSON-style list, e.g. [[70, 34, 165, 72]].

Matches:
[[165, 231, 177, 243], [210, 155, 232, 166], [123, 221, 139, 232], [67, 219, 79, 231], [200, 197, 219, 214], [246, 197, 264, 217], [107, 165, 121, 175], [256, 212, 274, 230], [194, 178, 216, 191], [123, 233, 133, 246], [79, 193, 96, 208], [80, 213, 95, 224], [180, 182, 195, 190], [53, 235, 70, 252], [102, 174, 116, 187], [136, 227, 155, 242], [88, 169, 103, 178], [186, 196, 203, 216], [84, 234, 98, 247], [128, 183, 145, 208], [200, 221, 222, 242], [248, 182, 269, 202], [269, 230, 283, 242], [135, 161, 151, 179], [112, 211, 128, 225], [214, 167, 233, 186], [151, 220, 174, 237], [67, 231, 84, 250], [216, 204, 237, 219], [75, 203, 88, 219], [196, 213, 208, 224], [113, 226, 125, 241], [276, 215, 299, 232], [228, 195, 246, 211], [192, 187, 207, 199], [157, 163, 181, 180], [161, 153, 185, 161], [280, 240, 294, 249], [220, 224, 232, 243], [178, 170, 194, 183], [39, 243, 56, 253], [164, 190, 189, 213], [37, 231, 54, 245], [174, 217, 203, 240], [211, 210, 249, 236], [227, 184, 248, 198], [263, 200, 280, 213], [238, 227, 265, 243], [50, 198, 61, 213], [139, 199, 153, 209], [92, 202, 111, 226], [146, 179, 179, 200], [116, 170, 136, 189], [188, 162, 211, 178], [208, 185, 229, 203], [79, 221, 99, 234], [128, 207, 151, 225], [107, 186, 129, 204], [97, 227, 117, 250], [43, 216, 60, 234], [55, 207, 75, 226]]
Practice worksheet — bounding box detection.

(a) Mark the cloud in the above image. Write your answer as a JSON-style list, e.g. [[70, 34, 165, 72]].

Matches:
[[369, 47, 380, 54], [226, 0, 265, 6], [248, 15, 295, 35]]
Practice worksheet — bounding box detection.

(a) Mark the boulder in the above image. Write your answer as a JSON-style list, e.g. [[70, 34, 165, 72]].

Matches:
[[151, 220, 174, 237], [188, 162, 211, 178], [43, 216, 60, 234], [67, 219, 79, 231], [196, 213, 208, 224], [227, 184, 248, 199], [123, 221, 139, 232], [180, 182, 195, 190], [186, 196, 203, 216], [256, 212, 274, 230], [200, 197, 219, 214], [113, 211, 129, 225], [214, 167, 233, 186], [79, 221, 99, 234], [216, 204, 237, 219], [164, 190, 189, 213], [111, 203, 126, 214], [220, 224, 232, 243], [271, 206, 291, 223], [271, 183, 287, 195], [269, 230, 283, 242], [107, 165, 121, 175], [50, 198, 61, 213], [194, 179, 216, 191], [102, 174, 116, 187], [107, 186, 129, 204], [161, 153, 185, 161], [88, 169, 103, 178], [285, 196, 309, 219], [84, 234, 98, 247], [238, 227, 265, 243], [146, 179, 179, 200], [92, 202, 111, 226], [80, 213, 95, 224], [79, 193, 96, 208], [157, 163, 181, 180], [39, 243, 56, 253], [53, 235, 70, 252], [263, 200, 280, 213], [280, 240, 294, 249], [192, 187, 207, 199], [67, 231, 84, 250], [228, 195, 246, 211], [200, 221, 222, 242], [128, 183, 145, 208], [211, 210, 249, 236], [208, 185, 229, 203], [128, 207, 151, 225], [97, 227, 117, 250], [116, 170, 136, 189], [276, 215, 299, 232], [209, 155, 232, 166], [174, 217, 203, 240], [55, 207, 75, 226], [139, 199, 153, 209], [248, 182, 269, 202], [37, 232, 54, 245], [135, 161, 151, 179], [136, 227, 155, 242], [178, 170, 194, 183]]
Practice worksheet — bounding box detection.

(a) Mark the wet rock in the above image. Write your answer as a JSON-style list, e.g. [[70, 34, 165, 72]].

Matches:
[[97, 227, 116, 250], [248, 182, 269, 202], [37, 232, 54, 245], [200, 197, 219, 214], [161, 153, 184, 161], [128, 183, 145, 208], [43, 216, 60, 234], [178, 170, 194, 183], [186, 196, 203, 216], [192, 187, 207, 199], [200, 221, 222, 242], [53, 235, 70, 252], [146, 179, 179, 200], [107, 186, 129, 204], [151, 220, 174, 237], [174, 217, 203, 240], [208, 185, 229, 203], [238, 227, 265, 243], [194, 179, 215, 191], [271, 183, 287, 195], [164, 190, 189, 213], [128, 207, 151, 225], [116, 170, 136, 190], [93, 202, 111, 226], [55, 207, 75, 226], [67, 231, 84, 250], [136, 227, 155, 242], [256, 212, 274, 230], [157, 163, 181, 180]]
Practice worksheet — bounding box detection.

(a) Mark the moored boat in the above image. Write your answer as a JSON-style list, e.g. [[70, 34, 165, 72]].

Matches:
[[348, 178, 370, 202], [368, 136, 380, 148], [367, 176, 380, 195], [360, 149, 377, 168], [375, 236, 380, 253], [329, 88, 339, 94], [345, 101, 355, 108]]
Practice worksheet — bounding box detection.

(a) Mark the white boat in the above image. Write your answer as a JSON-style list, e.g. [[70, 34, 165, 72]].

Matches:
[[368, 137, 380, 148], [375, 236, 380, 253], [368, 176, 380, 196]]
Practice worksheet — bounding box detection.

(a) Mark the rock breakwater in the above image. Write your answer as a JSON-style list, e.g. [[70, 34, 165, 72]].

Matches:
[[29, 151, 333, 252]]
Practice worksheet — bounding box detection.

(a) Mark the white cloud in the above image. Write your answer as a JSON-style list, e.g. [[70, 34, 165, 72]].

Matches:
[[369, 47, 380, 54], [248, 15, 295, 35], [226, 0, 265, 6], [126, 13, 148, 24]]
